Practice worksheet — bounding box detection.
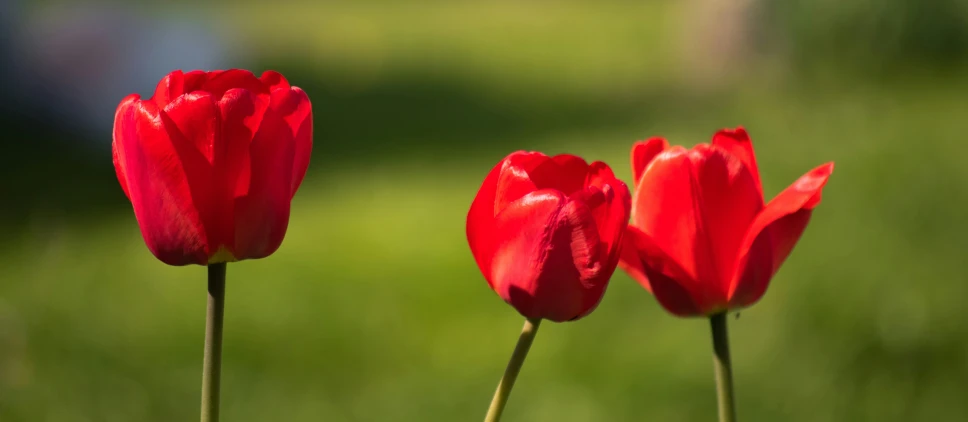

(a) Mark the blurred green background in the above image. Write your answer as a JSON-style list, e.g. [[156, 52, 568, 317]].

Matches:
[[2, 0, 968, 420]]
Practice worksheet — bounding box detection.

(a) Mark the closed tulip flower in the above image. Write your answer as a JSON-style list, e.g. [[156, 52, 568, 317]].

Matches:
[[467, 152, 632, 322], [112, 69, 312, 266], [619, 127, 833, 317], [468, 151, 631, 421], [111, 69, 312, 422]]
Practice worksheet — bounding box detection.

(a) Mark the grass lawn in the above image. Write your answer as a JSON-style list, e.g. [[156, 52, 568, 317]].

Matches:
[[2, 1, 968, 421]]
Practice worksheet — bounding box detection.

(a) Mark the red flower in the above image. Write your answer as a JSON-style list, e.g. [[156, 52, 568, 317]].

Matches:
[[112, 69, 313, 266], [466, 152, 631, 322], [619, 127, 833, 317]]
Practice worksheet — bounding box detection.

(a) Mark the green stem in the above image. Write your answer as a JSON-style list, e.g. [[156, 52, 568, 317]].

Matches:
[[484, 317, 542, 422], [710, 312, 737, 422], [201, 263, 227, 422]]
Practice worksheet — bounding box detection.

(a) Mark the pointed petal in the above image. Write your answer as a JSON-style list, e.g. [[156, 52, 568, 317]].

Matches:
[[631, 137, 669, 186], [687, 144, 764, 286], [712, 127, 762, 197], [630, 146, 713, 284], [729, 163, 834, 308], [114, 97, 208, 265]]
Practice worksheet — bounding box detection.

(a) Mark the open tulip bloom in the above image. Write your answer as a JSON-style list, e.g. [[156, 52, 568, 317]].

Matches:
[[619, 127, 833, 422], [112, 69, 312, 422], [466, 151, 631, 421]]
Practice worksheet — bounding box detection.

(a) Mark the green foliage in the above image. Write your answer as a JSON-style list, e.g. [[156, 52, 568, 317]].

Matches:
[[759, 0, 968, 73]]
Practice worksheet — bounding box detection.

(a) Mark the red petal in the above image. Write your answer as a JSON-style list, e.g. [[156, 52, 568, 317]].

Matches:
[[631, 137, 669, 186], [160, 92, 223, 255], [466, 154, 515, 287], [468, 152, 601, 299], [114, 96, 208, 265], [266, 86, 313, 198], [152, 70, 207, 108], [492, 152, 595, 213], [216, 87, 269, 199], [231, 99, 298, 260], [584, 162, 631, 272], [152, 71, 185, 109], [687, 144, 764, 284], [182, 70, 207, 93], [164, 92, 219, 163], [220, 87, 294, 259], [491, 190, 602, 322], [728, 163, 834, 308], [550, 154, 590, 195], [618, 228, 650, 292], [260, 70, 291, 91], [201, 69, 268, 99], [585, 160, 617, 190], [712, 127, 762, 198], [618, 227, 704, 316], [113, 94, 140, 199], [569, 179, 630, 320], [492, 152, 552, 213], [630, 144, 761, 304], [163, 86, 272, 259]]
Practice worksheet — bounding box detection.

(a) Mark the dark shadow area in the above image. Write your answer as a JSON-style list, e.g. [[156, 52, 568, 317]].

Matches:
[[0, 103, 126, 232], [757, 0, 968, 77], [264, 58, 709, 164], [0, 58, 718, 236]]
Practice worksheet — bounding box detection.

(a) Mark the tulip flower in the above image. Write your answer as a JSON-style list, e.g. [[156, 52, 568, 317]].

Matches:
[[619, 127, 833, 422], [112, 69, 312, 422], [113, 69, 312, 266], [466, 151, 630, 421]]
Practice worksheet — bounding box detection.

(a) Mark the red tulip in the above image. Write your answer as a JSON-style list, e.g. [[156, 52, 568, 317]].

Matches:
[[466, 152, 631, 322], [619, 127, 833, 317], [112, 69, 313, 266]]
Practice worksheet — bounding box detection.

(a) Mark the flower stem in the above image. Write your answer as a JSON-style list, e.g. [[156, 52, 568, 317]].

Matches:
[[484, 317, 542, 422], [710, 312, 737, 422], [201, 263, 227, 422]]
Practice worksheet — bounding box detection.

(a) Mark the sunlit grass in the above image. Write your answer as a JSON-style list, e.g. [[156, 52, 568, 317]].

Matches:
[[4, 90, 968, 419], [219, 0, 684, 98], [4, 0, 968, 420]]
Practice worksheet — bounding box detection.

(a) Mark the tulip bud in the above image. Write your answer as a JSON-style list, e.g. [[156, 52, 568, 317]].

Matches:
[[112, 69, 313, 266], [467, 152, 631, 322]]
